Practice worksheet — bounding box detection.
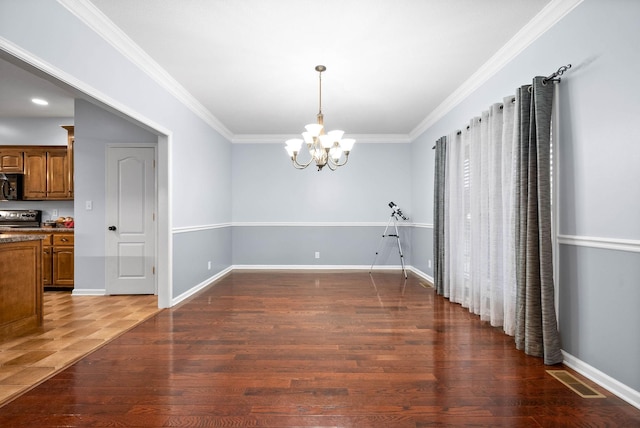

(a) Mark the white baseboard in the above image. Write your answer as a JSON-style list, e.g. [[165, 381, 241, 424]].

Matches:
[[170, 266, 233, 306], [562, 350, 640, 410], [408, 267, 434, 285], [231, 264, 407, 271], [71, 288, 107, 296], [229, 264, 433, 284], [68, 265, 424, 299]]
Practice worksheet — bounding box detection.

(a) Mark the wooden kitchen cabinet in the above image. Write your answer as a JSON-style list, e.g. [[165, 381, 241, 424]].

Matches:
[[47, 149, 70, 199], [0, 230, 74, 290], [61, 125, 74, 198], [42, 233, 53, 286], [52, 233, 74, 288], [0, 149, 24, 173], [23, 147, 72, 200], [23, 150, 47, 199], [0, 237, 43, 339]]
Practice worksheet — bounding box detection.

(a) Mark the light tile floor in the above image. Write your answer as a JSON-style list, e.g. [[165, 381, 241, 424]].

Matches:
[[0, 291, 161, 406]]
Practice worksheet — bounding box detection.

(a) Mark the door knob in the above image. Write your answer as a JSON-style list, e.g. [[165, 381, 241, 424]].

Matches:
[[108, 225, 117, 231]]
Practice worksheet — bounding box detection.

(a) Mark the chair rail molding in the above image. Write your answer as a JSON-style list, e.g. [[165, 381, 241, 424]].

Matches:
[[557, 234, 640, 254]]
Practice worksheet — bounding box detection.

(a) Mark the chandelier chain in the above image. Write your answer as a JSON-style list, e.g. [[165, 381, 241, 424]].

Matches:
[[318, 68, 322, 115]]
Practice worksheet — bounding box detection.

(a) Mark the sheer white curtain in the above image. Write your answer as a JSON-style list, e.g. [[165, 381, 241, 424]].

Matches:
[[436, 81, 561, 362], [444, 130, 463, 303], [501, 96, 518, 336], [442, 97, 518, 334]]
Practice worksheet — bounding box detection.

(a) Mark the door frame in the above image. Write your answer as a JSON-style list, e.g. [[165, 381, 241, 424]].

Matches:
[[106, 134, 171, 308], [1, 41, 173, 308], [105, 144, 158, 296]]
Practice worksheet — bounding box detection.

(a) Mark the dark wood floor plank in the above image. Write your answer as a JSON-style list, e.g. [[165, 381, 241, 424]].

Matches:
[[0, 270, 638, 427]]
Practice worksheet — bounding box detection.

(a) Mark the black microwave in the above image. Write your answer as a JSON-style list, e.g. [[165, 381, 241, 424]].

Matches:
[[0, 174, 22, 201]]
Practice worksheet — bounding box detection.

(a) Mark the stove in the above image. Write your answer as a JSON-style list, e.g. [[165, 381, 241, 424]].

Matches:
[[0, 209, 42, 228]]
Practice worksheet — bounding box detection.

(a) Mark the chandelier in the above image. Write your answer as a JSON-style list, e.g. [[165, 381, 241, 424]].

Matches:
[[285, 65, 355, 171]]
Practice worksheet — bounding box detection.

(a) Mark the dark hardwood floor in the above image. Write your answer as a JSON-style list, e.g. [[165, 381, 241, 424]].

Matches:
[[0, 270, 638, 427]]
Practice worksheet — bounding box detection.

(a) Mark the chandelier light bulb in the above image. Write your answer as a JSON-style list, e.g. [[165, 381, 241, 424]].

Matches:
[[328, 130, 344, 141], [305, 123, 323, 137], [330, 146, 343, 161], [340, 138, 355, 152]]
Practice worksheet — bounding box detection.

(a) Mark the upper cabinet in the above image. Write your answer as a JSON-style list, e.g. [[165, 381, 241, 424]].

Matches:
[[0, 150, 24, 173], [23, 147, 71, 200], [47, 149, 71, 199], [22, 150, 48, 199], [0, 125, 74, 200], [61, 125, 74, 198]]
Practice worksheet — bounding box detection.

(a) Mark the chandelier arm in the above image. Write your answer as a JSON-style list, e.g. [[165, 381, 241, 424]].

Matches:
[[292, 154, 315, 169], [291, 157, 308, 169], [327, 152, 350, 169]]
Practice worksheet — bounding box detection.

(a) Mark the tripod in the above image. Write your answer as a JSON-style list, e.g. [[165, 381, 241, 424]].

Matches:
[[370, 212, 407, 278]]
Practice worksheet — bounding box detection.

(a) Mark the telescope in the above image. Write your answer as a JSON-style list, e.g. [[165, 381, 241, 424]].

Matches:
[[371, 202, 409, 278], [388, 201, 408, 221]]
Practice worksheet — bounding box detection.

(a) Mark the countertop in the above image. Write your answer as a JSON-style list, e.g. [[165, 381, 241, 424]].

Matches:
[[0, 227, 74, 233], [0, 233, 47, 243]]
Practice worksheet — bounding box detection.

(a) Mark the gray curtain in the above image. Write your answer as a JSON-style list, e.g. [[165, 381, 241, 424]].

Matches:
[[514, 77, 562, 365], [433, 136, 447, 295]]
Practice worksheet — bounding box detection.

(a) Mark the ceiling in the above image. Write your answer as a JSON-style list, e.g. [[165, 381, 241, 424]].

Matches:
[[0, 57, 76, 118], [1, 0, 555, 140]]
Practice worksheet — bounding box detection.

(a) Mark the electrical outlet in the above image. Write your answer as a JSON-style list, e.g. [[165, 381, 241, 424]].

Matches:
[[428, 259, 432, 268], [52, 209, 58, 218], [315, 252, 320, 259], [207, 261, 212, 270]]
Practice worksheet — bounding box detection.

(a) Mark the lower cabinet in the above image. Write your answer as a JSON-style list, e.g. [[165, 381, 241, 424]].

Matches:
[[2, 230, 74, 290], [0, 238, 43, 340], [43, 239, 52, 286], [52, 234, 74, 288]]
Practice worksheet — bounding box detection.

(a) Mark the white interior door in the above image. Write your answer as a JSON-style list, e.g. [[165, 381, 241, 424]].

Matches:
[[106, 146, 156, 295]]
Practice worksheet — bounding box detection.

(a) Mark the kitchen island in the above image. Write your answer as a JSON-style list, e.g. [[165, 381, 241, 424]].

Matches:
[[0, 234, 44, 340], [0, 227, 74, 290]]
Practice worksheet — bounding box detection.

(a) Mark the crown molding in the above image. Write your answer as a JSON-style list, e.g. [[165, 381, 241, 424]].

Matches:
[[57, 0, 582, 145], [409, 0, 584, 140], [57, 0, 234, 141], [232, 134, 411, 144]]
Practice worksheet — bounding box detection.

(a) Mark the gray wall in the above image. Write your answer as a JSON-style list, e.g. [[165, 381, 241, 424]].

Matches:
[[73, 99, 157, 291], [173, 227, 232, 295], [231, 142, 412, 267], [0, 117, 70, 146], [410, 129, 436, 276], [559, 245, 640, 391], [410, 0, 640, 396], [233, 225, 411, 267]]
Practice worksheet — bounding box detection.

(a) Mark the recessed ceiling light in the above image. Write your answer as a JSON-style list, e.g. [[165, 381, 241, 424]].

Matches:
[[31, 98, 49, 106]]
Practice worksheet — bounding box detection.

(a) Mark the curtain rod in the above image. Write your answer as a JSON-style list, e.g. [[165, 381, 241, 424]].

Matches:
[[543, 63, 572, 84], [432, 64, 572, 149]]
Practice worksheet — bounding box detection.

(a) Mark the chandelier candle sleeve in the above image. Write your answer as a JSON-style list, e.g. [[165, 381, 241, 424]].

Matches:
[[285, 65, 355, 171]]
